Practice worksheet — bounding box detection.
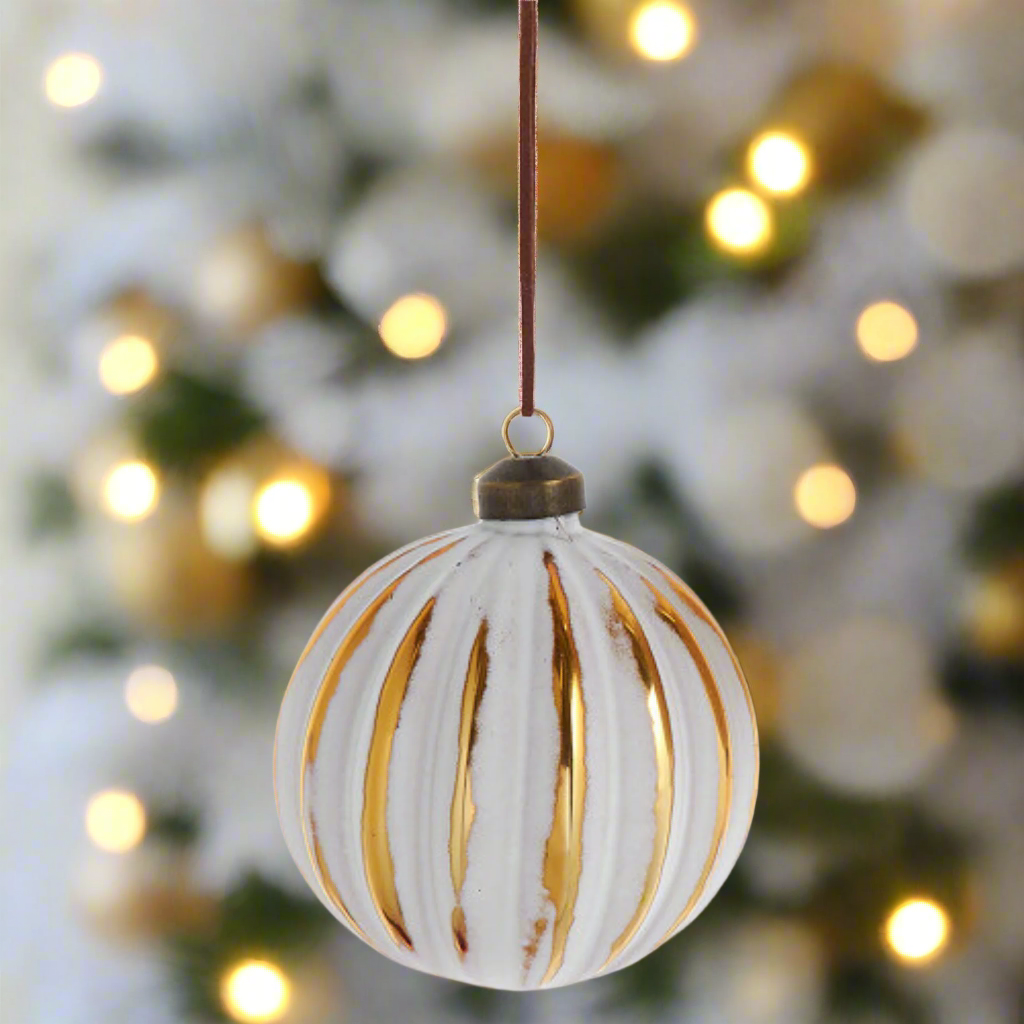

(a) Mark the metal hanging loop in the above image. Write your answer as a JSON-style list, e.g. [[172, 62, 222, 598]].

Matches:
[[502, 406, 554, 458]]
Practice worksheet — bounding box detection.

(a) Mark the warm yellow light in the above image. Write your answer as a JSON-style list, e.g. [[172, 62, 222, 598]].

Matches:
[[253, 478, 316, 545], [45, 53, 103, 108], [885, 897, 950, 963], [747, 131, 812, 197], [794, 463, 857, 529], [98, 335, 159, 395], [124, 665, 178, 724], [220, 960, 291, 1023], [85, 789, 146, 853], [378, 293, 447, 360], [101, 460, 159, 521], [705, 188, 774, 256], [629, 1, 696, 62], [856, 301, 919, 362]]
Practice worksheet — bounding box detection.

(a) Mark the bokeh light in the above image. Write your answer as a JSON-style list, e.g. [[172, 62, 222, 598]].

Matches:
[[220, 960, 291, 1023], [98, 335, 159, 395], [85, 789, 146, 853], [747, 131, 812, 196], [253, 478, 316, 546], [705, 188, 774, 256], [629, 1, 696, 62], [856, 301, 919, 362], [793, 463, 857, 528], [44, 52, 103, 108], [101, 461, 159, 522], [885, 897, 950, 963], [124, 665, 178, 724], [378, 293, 447, 359]]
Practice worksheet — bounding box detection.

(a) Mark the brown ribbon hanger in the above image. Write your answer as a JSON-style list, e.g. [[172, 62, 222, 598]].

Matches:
[[518, 0, 538, 419], [496, 0, 552, 461]]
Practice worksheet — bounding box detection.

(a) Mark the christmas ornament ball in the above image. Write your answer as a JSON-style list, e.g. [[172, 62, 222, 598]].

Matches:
[[275, 453, 758, 989]]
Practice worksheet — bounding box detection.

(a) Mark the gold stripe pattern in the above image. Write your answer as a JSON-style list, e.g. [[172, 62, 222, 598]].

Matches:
[[274, 532, 451, 815], [299, 538, 461, 942], [450, 618, 490, 958], [362, 596, 437, 951], [642, 577, 732, 944], [596, 571, 674, 970], [539, 552, 586, 985], [297, 533, 453, 684], [650, 564, 759, 825]]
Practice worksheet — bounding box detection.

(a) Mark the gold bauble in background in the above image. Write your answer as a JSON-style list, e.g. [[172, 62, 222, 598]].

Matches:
[[198, 438, 334, 560], [73, 842, 217, 943], [192, 224, 323, 335], [762, 64, 924, 187], [97, 491, 253, 635], [962, 560, 1024, 661], [469, 130, 623, 243], [728, 626, 781, 735], [805, 0, 903, 73]]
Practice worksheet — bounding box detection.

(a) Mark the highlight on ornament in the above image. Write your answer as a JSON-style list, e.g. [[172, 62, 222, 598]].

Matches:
[[253, 474, 325, 547], [747, 130, 812, 197], [793, 463, 856, 529], [629, 0, 696, 62], [220, 960, 291, 1024], [85, 789, 147, 853], [124, 664, 178, 724], [378, 292, 447, 360], [884, 897, 950, 964], [98, 334, 159, 395], [44, 52, 102, 108], [705, 187, 774, 257], [856, 300, 919, 362], [101, 460, 160, 522]]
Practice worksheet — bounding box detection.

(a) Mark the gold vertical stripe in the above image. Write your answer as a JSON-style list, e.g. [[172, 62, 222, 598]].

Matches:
[[539, 552, 586, 985], [302, 540, 461, 768], [362, 596, 437, 951], [274, 532, 452, 816], [650, 564, 759, 827], [596, 571, 674, 970], [642, 578, 733, 944], [449, 618, 490, 958], [298, 538, 461, 943], [298, 534, 452, 676]]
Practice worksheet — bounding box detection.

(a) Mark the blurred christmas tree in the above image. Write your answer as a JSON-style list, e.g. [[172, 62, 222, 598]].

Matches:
[[4, 0, 1024, 1022]]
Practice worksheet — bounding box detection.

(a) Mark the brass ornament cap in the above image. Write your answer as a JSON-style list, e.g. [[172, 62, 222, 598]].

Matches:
[[472, 455, 586, 521]]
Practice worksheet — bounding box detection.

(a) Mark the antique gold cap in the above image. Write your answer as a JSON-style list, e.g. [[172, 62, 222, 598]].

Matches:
[[472, 455, 586, 520]]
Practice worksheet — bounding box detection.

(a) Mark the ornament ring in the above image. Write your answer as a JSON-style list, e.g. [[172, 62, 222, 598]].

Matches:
[[502, 407, 554, 458]]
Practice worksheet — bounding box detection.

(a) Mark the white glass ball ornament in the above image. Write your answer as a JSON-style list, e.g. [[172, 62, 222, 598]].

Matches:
[[274, 439, 758, 990]]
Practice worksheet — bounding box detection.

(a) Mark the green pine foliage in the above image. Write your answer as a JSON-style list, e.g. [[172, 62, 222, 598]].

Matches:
[[131, 371, 266, 476]]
